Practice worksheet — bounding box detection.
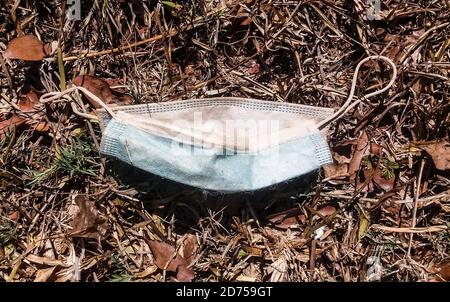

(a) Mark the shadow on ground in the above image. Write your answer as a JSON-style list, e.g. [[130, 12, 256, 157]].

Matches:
[[108, 160, 319, 233]]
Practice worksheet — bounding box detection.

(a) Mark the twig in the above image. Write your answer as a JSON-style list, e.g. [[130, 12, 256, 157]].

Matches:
[[309, 239, 317, 281], [372, 225, 448, 234], [62, 8, 226, 62], [407, 160, 425, 258], [63, 32, 168, 62]]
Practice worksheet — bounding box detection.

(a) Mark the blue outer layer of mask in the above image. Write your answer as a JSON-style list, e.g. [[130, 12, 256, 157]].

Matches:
[[100, 118, 332, 192]]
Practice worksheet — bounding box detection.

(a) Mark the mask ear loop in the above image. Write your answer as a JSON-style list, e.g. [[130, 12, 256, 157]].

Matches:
[[39, 85, 117, 120], [317, 55, 397, 130], [39, 56, 396, 126]]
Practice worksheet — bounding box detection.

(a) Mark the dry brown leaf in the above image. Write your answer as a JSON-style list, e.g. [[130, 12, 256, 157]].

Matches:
[[317, 205, 337, 217], [240, 17, 252, 26], [432, 262, 450, 281], [323, 163, 348, 183], [332, 140, 356, 164], [175, 265, 196, 282], [134, 266, 158, 279], [3, 35, 46, 61], [34, 266, 57, 282], [241, 244, 263, 257], [8, 210, 20, 222], [181, 234, 198, 266], [147, 240, 195, 281], [349, 131, 369, 180], [267, 208, 307, 229], [248, 62, 260, 74], [372, 168, 395, 191], [422, 140, 450, 171], [73, 75, 133, 108], [0, 88, 48, 136], [0, 113, 25, 140], [70, 195, 108, 240], [18, 88, 49, 133], [18, 88, 40, 112], [73, 75, 114, 108], [370, 143, 382, 157], [33, 121, 50, 132]]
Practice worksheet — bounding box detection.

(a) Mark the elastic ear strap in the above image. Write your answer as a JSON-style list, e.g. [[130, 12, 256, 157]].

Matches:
[[39, 86, 117, 120], [317, 55, 397, 130]]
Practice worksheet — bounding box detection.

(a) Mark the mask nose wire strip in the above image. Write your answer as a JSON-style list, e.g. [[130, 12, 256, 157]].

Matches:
[[317, 55, 397, 130], [39, 86, 117, 120]]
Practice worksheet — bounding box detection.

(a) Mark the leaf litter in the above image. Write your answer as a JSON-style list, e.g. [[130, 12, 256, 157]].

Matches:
[[0, 0, 449, 282]]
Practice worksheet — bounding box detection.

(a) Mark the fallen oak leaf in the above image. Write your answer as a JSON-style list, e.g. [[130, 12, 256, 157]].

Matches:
[[175, 264, 196, 282], [3, 35, 47, 61], [147, 240, 195, 281]]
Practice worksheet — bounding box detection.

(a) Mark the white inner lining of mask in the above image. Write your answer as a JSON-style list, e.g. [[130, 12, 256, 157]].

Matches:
[[114, 104, 323, 152]]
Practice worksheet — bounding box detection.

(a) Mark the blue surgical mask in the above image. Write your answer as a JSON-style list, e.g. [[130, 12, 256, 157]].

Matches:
[[97, 98, 334, 192], [39, 56, 397, 193]]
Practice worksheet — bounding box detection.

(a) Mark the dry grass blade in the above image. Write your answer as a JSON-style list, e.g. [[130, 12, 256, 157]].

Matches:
[[371, 225, 448, 233]]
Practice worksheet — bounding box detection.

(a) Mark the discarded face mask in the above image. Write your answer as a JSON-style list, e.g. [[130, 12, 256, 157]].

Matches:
[[40, 56, 397, 192]]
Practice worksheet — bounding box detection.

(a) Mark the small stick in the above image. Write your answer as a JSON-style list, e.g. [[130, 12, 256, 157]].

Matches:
[[63, 32, 168, 62], [62, 8, 226, 62], [407, 160, 425, 259], [309, 239, 317, 281]]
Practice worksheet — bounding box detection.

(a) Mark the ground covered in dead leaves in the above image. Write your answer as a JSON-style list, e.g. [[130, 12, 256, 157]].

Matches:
[[0, 0, 449, 282]]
